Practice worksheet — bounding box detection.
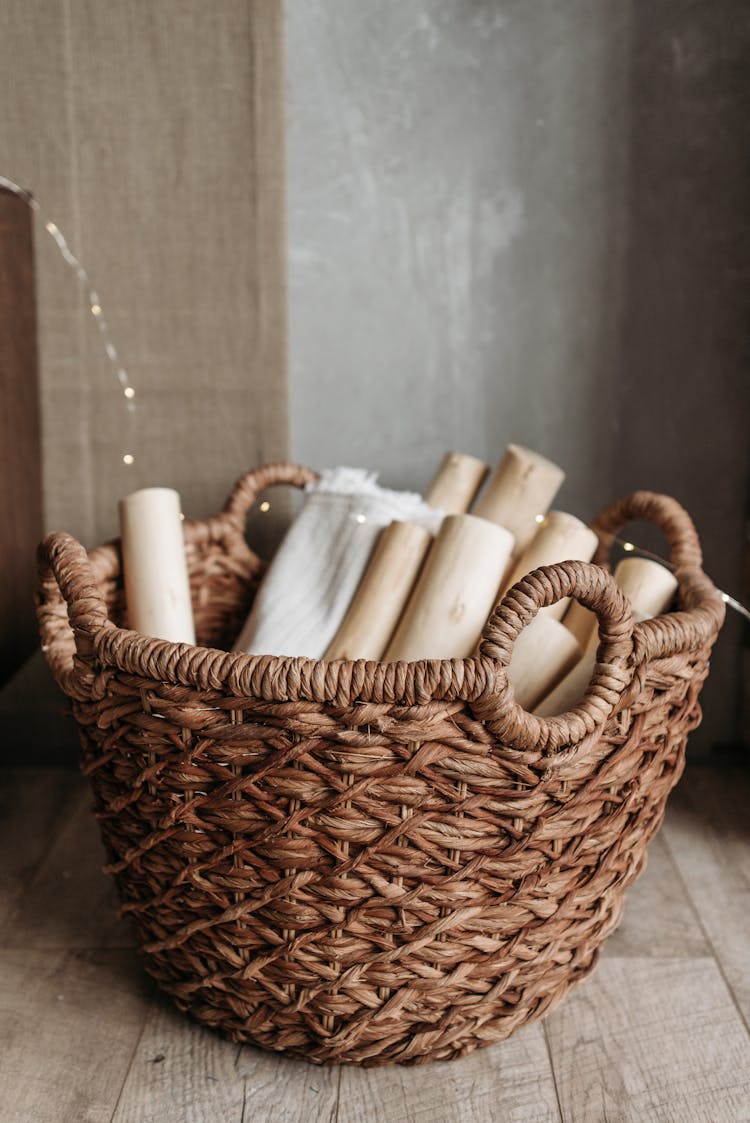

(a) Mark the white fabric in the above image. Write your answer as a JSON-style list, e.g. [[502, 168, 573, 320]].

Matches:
[[233, 468, 442, 658]]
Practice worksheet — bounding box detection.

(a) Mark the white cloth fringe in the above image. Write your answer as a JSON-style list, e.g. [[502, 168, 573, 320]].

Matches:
[[233, 467, 441, 658]]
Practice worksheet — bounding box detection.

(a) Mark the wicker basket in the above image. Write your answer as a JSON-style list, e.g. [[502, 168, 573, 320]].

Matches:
[[36, 463, 724, 1067]]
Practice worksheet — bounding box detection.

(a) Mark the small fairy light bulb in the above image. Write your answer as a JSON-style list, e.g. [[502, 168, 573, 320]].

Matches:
[[45, 221, 58, 235], [355, 513, 367, 524], [259, 501, 271, 513], [534, 513, 546, 524], [123, 386, 135, 399], [622, 541, 635, 552], [123, 453, 135, 466], [91, 303, 102, 316]]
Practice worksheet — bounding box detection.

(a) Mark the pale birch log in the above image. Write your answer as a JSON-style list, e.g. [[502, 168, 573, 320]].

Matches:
[[324, 520, 431, 660], [563, 552, 679, 650], [532, 635, 598, 719], [473, 444, 565, 557], [535, 557, 678, 716], [425, 452, 488, 514], [325, 451, 486, 661], [118, 487, 196, 644], [561, 597, 597, 649], [384, 514, 514, 661], [612, 555, 679, 618], [500, 512, 600, 621], [507, 614, 583, 710]]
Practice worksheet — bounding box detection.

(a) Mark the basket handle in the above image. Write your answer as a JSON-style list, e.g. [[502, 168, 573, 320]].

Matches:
[[221, 462, 319, 532], [37, 464, 319, 688], [475, 559, 635, 753], [590, 490, 703, 573], [36, 532, 111, 662]]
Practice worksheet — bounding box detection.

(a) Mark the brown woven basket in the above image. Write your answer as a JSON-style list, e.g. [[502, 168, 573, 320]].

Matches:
[[36, 463, 725, 1067]]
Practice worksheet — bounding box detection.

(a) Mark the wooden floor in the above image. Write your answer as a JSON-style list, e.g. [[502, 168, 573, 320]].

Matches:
[[0, 764, 748, 1123]]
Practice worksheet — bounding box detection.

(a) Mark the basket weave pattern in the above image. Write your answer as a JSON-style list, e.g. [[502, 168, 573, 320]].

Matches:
[[37, 464, 724, 1066]]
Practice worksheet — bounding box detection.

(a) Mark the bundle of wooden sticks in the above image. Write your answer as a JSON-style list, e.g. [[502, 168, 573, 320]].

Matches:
[[318, 446, 677, 713], [117, 445, 678, 716]]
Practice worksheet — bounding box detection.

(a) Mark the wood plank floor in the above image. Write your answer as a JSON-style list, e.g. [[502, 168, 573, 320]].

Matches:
[[0, 764, 748, 1123]]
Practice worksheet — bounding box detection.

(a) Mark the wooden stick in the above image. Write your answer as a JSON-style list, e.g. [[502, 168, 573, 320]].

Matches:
[[532, 644, 598, 720], [425, 452, 488, 514], [473, 444, 565, 557], [324, 521, 431, 661], [561, 597, 597, 649], [325, 451, 486, 661], [118, 487, 196, 644], [500, 512, 600, 621], [563, 554, 679, 652], [385, 514, 514, 661], [612, 556, 679, 619], [507, 614, 582, 711], [535, 557, 678, 716]]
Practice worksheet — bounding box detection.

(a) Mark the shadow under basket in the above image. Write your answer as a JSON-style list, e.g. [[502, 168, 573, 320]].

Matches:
[[36, 463, 725, 1067]]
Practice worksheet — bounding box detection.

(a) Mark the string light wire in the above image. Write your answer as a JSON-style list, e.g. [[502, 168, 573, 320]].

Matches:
[[0, 174, 137, 464], [613, 536, 750, 623]]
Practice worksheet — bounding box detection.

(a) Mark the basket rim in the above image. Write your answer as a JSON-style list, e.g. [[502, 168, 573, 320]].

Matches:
[[36, 465, 726, 754]]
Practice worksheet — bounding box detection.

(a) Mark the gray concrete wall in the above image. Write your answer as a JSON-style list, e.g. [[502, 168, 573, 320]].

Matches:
[[287, 0, 750, 753], [287, 0, 629, 513]]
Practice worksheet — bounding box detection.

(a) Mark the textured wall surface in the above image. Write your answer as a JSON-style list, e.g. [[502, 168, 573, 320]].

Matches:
[[287, 1, 630, 509], [287, 0, 750, 752], [0, 0, 287, 546]]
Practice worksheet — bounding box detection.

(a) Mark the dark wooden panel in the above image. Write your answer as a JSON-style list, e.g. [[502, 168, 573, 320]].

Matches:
[[0, 188, 42, 686]]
